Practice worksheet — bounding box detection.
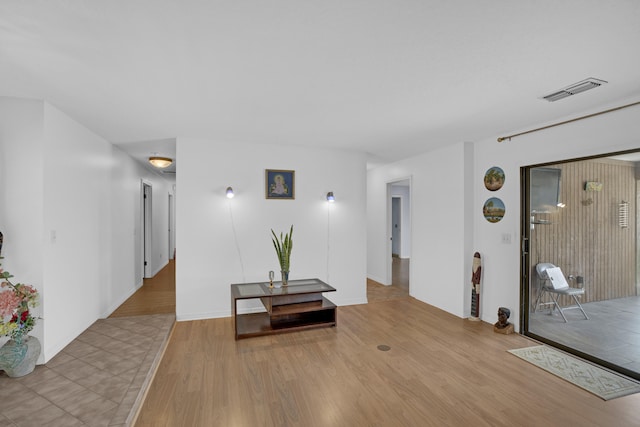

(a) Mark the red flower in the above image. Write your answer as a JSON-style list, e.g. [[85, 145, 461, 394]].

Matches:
[[8, 310, 29, 323]]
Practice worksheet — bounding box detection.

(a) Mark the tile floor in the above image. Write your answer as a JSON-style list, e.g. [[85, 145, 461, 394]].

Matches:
[[530, 296, 640, 376], [0, 313, 174, 427]]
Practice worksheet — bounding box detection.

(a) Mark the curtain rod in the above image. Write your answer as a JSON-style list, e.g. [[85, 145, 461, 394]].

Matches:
[[497, 100, 640, 142]]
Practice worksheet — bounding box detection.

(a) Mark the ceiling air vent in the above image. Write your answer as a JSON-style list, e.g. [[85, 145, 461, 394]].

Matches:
[[542, 78, 607, 102]]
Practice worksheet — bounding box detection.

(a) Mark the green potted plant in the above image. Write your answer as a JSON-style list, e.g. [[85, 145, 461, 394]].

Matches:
[[271, 225, 293, 286]]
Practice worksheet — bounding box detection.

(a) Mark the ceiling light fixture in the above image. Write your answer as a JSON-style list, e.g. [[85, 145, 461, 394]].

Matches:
[[149, 156, 173, 168]]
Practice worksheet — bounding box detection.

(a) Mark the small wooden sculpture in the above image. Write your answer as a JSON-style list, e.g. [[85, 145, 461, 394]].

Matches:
[[494, 307, 514, 334], [470, 252, 481, 320]]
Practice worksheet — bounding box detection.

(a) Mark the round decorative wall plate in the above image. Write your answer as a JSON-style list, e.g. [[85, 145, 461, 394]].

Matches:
[[484, 166, 505, 191], [483, 197, 505, 223]]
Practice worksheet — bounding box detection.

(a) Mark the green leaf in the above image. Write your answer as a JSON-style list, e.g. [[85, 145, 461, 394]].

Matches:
[[271, 225, 293, 271]]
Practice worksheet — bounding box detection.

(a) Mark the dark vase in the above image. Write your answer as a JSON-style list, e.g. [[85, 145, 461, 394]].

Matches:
[[0, 336, 41, 377]]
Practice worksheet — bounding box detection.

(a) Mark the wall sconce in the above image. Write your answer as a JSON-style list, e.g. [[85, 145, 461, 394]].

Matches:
[[619, 201, 629, 228], [226, 187, 234, 199], [326, 192, 335, 203], [149, 156, 173, 168]]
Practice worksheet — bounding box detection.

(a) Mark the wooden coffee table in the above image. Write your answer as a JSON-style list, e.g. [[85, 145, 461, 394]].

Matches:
[[231, 278, 337, 339]]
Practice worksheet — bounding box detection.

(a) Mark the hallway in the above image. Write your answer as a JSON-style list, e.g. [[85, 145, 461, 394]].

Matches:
[[110, 260, 176, 318]]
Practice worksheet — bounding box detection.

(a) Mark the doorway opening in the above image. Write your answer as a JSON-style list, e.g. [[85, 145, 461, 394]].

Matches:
[[392, 197, 401, 257], [388, 179, 411, 292], [168, 193, 175, 260], [142, 182, 152, 279]]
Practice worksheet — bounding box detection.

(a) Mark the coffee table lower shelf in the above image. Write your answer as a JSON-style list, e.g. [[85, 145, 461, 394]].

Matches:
[[235, 298, 337, 339]]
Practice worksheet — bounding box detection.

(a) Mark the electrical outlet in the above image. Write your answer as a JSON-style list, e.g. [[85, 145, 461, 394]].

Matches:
[[501, 233, 512, 244]]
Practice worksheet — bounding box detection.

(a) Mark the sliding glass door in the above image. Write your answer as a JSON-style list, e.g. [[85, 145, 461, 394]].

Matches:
[[521, 150, 640, 380]]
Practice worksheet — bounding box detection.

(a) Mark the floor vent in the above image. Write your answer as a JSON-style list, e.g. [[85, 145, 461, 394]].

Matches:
[[542, 78, 607, 102]]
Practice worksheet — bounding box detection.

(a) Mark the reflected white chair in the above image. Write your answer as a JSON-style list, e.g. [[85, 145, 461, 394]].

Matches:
[[534, 263, 589, 322]]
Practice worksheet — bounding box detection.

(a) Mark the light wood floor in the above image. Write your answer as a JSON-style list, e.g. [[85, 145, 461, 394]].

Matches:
[[134, 264, 640, 426], [392, 256, 409, 289], [110, 260, 176, 318], [367, 257, 410, 302]]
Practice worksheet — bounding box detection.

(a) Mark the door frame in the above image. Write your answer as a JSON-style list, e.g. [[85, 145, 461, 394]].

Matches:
[[386, 177, 412, 286], [520, 149, 640, 381], [168, 192, 174, 260], [142, 181, 152, 279], [391, 196, 402, 257]]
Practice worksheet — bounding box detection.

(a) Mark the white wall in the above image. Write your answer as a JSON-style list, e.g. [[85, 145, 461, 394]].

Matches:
[[109, 147, 145, 314], [176, 138, 367, 321], [368, 142, 473, 316], [0, 98, 45, 350], [0, 97, 173, 362], [473, 97, 640, 330], [42, 102, 113, 358]]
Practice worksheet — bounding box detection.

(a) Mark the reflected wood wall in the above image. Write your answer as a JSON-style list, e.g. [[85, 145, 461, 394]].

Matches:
[[531, 158, 636, 304]]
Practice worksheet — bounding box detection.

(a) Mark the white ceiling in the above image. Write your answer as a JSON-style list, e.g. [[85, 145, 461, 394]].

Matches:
[[2, 1, 640, 172]]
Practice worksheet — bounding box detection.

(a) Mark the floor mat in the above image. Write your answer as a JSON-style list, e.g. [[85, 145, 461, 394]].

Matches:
[[509, 345, 640, 400]]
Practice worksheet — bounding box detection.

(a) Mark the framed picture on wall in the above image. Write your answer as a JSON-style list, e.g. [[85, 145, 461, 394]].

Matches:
[[484, 166, 505, 191], [265, 169, 295, 199], [483, 197, 505, 223]]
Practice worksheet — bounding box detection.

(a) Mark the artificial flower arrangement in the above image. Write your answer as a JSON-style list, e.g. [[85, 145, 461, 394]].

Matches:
[[0, 257, 39, 343]]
